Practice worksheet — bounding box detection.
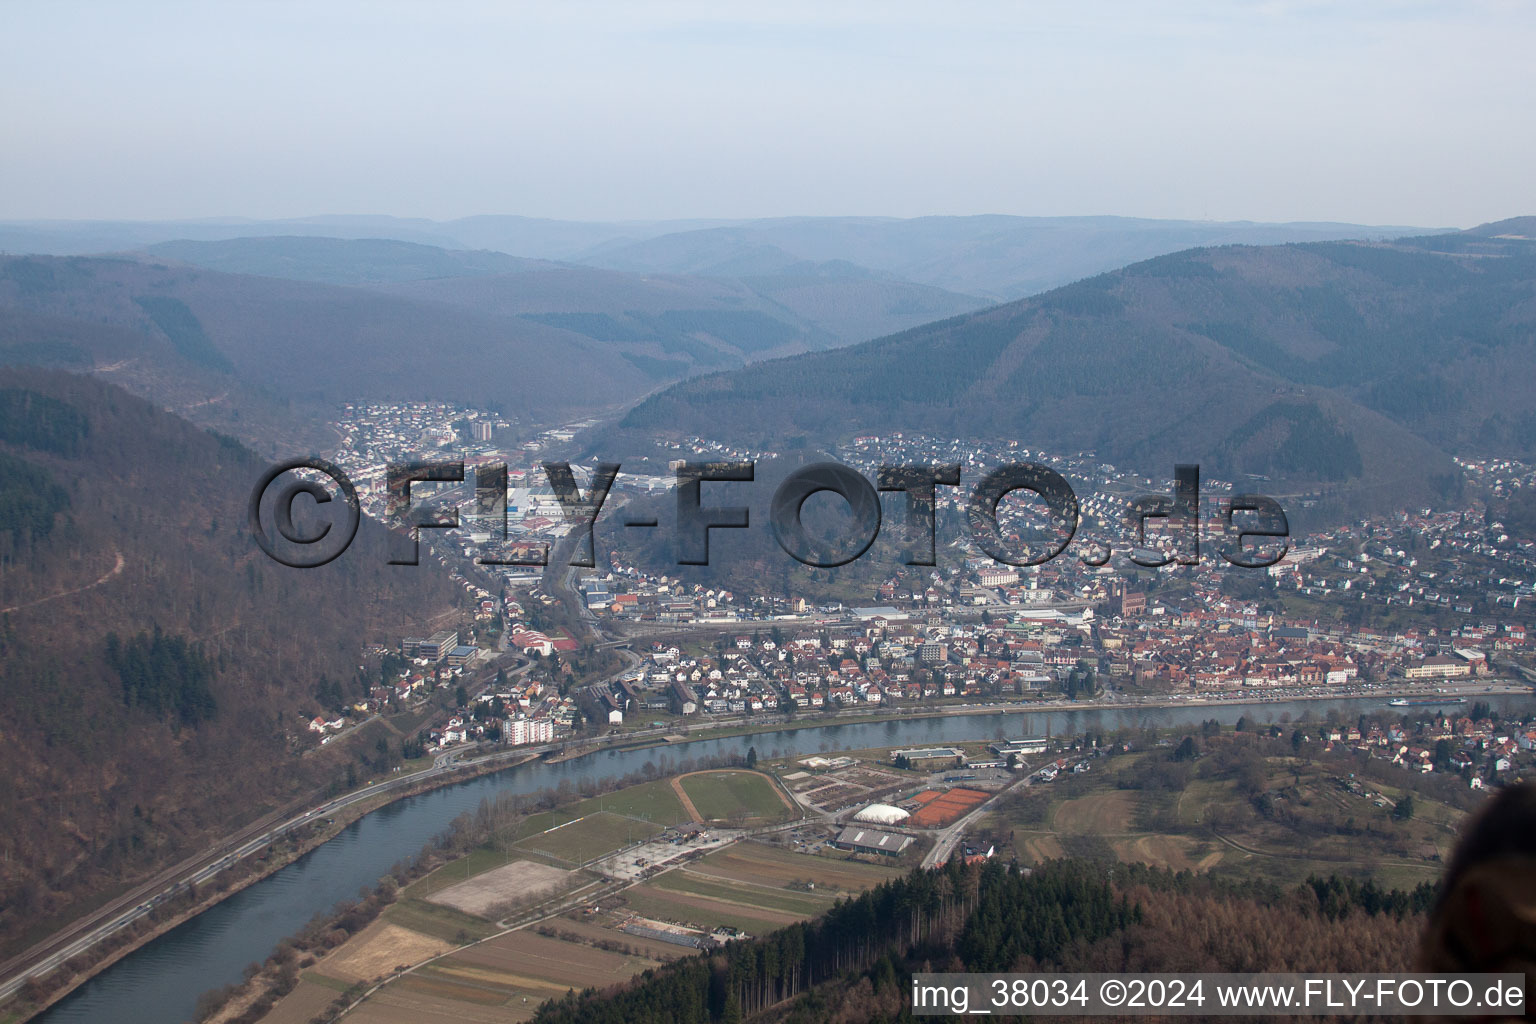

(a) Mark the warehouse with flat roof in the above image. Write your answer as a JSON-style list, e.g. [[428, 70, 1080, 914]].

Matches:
[[833, 826, 913, 857], [891, 747, 966, 769]]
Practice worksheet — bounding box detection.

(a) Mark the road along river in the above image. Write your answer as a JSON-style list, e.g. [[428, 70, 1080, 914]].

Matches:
[[34, 692, 1536, 1024]]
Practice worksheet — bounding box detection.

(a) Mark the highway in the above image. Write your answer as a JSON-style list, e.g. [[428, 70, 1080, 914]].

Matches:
[[6, 664, 1527, 1004], [0, 648, 532, 1006], [0, 746, 492, 1003], [0, 700, 737, 1005]]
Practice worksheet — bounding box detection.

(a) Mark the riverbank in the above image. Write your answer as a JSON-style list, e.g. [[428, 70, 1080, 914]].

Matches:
[[204, 693, 1511, 1024], [14, 681, 1533, 1024], [3, 751, 542, 1024], [602, 678, 1532, 751]]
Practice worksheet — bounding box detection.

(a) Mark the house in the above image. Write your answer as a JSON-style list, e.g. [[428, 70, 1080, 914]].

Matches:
[[669, 681, 698, 715]]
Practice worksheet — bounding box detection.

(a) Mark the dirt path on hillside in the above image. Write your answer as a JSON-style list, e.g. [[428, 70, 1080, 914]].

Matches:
[[2, 550, 124, 615]]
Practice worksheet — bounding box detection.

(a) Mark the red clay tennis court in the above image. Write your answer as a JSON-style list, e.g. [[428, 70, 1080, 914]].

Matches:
[[908, 787, 990, 827]]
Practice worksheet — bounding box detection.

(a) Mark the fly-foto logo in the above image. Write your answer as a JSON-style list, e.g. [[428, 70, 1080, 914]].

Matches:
[[250, 459, 1288, 570]]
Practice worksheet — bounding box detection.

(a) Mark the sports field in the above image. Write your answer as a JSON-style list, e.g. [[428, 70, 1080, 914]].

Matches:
[[908, 787, 989, 827], [582, 777, 690, 825], [675, 770, 796, 823], [513, 810, 663, 865]]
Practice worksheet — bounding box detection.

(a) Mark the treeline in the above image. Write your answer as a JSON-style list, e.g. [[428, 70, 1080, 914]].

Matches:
[[957, 860, 1137, 971], [0, 451, 69, 546], [1306, 875, 1436, 921], [0, 386, 90, 455], [613, 239, 1536, 509], [532, 860, 1133, 1024], [1101, 720, 1485, 844], [105, 628, 218, 725], [530, 856, 1434, 1024]]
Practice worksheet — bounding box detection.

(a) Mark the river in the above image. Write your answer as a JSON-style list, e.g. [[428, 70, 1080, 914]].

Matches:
[[35, 692, 1536, 1024]]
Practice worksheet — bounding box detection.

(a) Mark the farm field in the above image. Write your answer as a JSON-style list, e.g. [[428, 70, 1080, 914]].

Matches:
[[445, 930, 662, 993], [255, 978, 340, 1024], [1110, 834, 1223, 872], [382, 897, 500, 944], [650, 868, 837, 917], [346, 977, 535, 1024], [497, 780, 691, 843], [1052, 790, 1135, 834], [321, 919, 455, 983], [691, 839, 905, 893], [579, 777, 691, 826], [337, 928, 666, 1024], [620, 883, 805, 935], [676, 770, 795, 823], [256, 776, 827, 1024], [536, 916, 690, 961], [254, 914, 466, 1024], [406, 847, 527, 900]]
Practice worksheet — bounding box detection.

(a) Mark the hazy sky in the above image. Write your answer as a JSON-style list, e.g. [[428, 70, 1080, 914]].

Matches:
[[2, 1, 1531, 226]]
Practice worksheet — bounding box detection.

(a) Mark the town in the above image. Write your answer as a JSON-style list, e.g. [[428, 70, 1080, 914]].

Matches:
[[310, 405, 1536, 798]]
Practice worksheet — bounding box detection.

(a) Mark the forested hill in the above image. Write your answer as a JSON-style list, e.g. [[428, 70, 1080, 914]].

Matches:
[[0, 254, 656, 432], [0, 368, 458, 958], [616, 226, 1536, 517], [531, 858, 1432, 1024], [140, 235, 547, 285], [0, 249, 986, 445]]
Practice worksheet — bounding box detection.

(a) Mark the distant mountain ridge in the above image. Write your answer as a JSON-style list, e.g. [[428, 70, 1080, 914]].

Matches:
[[614, 222, 1536, 521], [572, 214, 1444, 301], [141, 235, 550, 285], [0, 215, 1453, 440], [0, 255, 985, 460], [1465, 216, 1536, 239], [0, 255, 655, 437], [1, 213, 1441, 303]]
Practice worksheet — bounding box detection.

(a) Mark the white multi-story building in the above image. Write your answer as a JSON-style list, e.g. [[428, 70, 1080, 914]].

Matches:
[[506, 717, 555, 746]]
